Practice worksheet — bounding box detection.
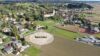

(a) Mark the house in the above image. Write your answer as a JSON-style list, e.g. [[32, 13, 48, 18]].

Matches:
[[9, 18, 16, 22], [2, 27, 13, 36], [0, 34, 7, 39], [16, 24, 22, 29], [36, 25, 45, 31], [1, 39, 29, 55], [2, 40, 22, 54], [17, 12, 24, 16], [16, 24, 28, 33], [58, 9, 68, 17], [3, 44, 13, 54], [12, 40, 22, 49], [92, 27, 100, 33], [2, 28, 11, 33], [44, 10, 56, 18], [18, 28, 29, 33], [11, 40, 29, 55], [0, 38, 3, 44], [4, 17, 9, 21]]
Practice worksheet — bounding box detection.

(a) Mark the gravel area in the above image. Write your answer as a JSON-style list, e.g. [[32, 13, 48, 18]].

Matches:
[[25, 31, 54, 46]]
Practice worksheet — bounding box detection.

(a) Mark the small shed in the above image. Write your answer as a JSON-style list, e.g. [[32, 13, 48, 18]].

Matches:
[[4, 44, 13, 54], [36, 25, 45, 31]]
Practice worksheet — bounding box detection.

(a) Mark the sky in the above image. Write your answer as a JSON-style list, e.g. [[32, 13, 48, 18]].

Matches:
[[76, 0, 100, 1], [0, 0, 100, 1]]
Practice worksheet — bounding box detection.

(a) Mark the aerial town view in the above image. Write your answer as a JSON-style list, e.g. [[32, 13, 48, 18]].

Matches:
[[0, 0, 100, 56]]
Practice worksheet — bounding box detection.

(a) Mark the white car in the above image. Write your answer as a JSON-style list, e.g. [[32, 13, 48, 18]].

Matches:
[[76, 35, 100, 45]]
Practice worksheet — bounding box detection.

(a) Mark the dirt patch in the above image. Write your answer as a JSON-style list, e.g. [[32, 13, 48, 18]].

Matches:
[[40, 36, 100, 56], [55, 25, 79, 33], [85, 3, 100, 22], [25, 31, 54, 45]]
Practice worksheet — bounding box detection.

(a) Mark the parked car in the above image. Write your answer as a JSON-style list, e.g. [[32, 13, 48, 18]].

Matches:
[[76, 35, 100, 46]]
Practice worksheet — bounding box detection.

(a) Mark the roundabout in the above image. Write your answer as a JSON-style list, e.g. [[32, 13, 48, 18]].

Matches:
[[25, 31, 54, 45]]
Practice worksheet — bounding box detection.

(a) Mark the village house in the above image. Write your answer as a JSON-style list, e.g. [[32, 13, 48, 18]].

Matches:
[[36, 25, 46, 31], [58, 8, 69, 18], [11, 40, 22, 49], [17, 12, 24, 16], [1, 39, 29, 55], [3, 44, 13, 54], [0, 38, 3, 44], [1, 27, 14, 36], [2, 28, 11, 33], [1, 40, 22, 54], [44, 10, 56, 18], [0, 33, 7, 39]]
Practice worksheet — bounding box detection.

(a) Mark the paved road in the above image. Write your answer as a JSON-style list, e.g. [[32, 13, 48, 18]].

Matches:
[[40, 36, 100, 56]]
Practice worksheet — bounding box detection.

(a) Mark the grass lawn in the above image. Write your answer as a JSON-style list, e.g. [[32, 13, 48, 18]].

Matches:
[[22, 30, 35, 36], [35, 20, 80, 40], [3, 37, 11, 44], [21, 46, 40, 56], [23, 20, 100, 56], [95, 33, 100, 38]]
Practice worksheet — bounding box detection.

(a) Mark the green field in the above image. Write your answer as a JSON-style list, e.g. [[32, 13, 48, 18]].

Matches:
[[35, 20, 80, 40], [21, 20, 100, 56], [21, 20, 79, 56], [21, 46, 40, 56], [95, 33, 100, 38]]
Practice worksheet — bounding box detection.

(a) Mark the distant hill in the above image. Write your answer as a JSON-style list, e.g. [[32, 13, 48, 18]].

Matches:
[[38, 0, 71, 3], [0, 0, 37, 2], [0, 0, 72, 3], [67, 3, 93, 9], [0, 0, 100, 3]]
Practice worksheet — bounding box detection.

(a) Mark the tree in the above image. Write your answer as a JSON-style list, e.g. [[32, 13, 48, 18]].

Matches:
[[20, 38, 26, 46], [79, 13, 86, 20], [9, 24, 20, 40], [99, 23, 100, 28], [98, 23, 100, 30]]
